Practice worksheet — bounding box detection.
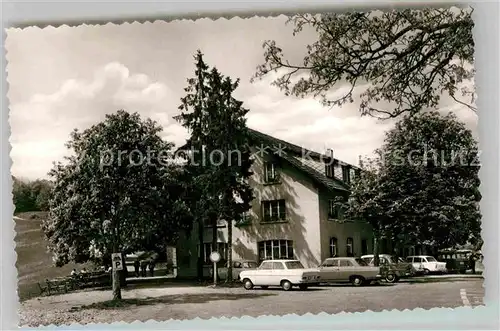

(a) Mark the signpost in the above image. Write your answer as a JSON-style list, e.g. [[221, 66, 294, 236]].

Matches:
[[209, 251, 221, 286], [112, 253, 123, 271]]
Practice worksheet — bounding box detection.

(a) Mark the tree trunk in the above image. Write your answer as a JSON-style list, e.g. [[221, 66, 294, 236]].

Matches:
[[373, 235, 380, 267], [226, 219, 233, 282], [120, 250, 127, 287], [197, 218, 204, 281]]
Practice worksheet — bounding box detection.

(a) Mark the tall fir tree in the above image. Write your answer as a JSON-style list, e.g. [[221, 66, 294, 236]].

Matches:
[[176, 51, 254, 282]]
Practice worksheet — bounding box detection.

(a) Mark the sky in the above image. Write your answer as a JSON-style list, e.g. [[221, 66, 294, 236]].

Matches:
[[6, 14, 478, 181]]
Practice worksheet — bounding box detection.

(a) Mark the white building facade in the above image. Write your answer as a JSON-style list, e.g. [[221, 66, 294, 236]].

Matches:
[[176, 129, 375, 278]]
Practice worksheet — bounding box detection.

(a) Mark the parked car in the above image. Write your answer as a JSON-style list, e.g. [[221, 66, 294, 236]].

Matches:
[[210, 260, 258, 281], [318, 257, 381, 286], [361, 254, 415, 283], [239, 259, 321, 291], [437, 249, 474, 274], [405, 255, 447, 275]]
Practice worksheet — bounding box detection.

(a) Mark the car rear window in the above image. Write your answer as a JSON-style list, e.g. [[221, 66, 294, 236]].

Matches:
[[285, 261, 304, 269]]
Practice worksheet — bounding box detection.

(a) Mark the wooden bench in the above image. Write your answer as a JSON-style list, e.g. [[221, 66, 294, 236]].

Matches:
[[46, 278, 69, 295], [37, 282, 49, 296], [78, 273, 111, 288], [66, 277, 82, 291]]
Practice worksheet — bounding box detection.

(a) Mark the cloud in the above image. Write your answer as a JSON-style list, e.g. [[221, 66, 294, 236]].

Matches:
[[9, 62, 185, 180], [9, 60, 478, 181]]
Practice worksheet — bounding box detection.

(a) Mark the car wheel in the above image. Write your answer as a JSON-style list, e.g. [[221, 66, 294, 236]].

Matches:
[[351, 276, 365, 286], [385, 273, 398, 283], [298, 284, 308, 291], [423, 269, 430, 275], [281, 280, 292, 291], [242, 279, 253, 290], [261, 285, 269, 289]]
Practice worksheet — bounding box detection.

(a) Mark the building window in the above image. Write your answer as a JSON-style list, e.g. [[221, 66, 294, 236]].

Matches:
[[261, 199, 286, 223], [342, 165, 351, 184], [346, 237, 354, 257], [258, 240, 294, 262], [361, 239, 368, 255], [325, 164, 334, 178], [328, 199, 341, 219], [199, 242, 228, 265], [328, 198, 346, 220], [264, 162, 279, 183], [329, 237, 338, 257]]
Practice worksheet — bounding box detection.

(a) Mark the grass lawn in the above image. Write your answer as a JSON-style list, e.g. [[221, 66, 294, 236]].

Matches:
[[14, 211, 92, 301]]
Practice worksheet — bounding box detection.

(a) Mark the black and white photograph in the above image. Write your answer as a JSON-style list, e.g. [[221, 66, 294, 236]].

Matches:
[[6, 6, 485, 327]]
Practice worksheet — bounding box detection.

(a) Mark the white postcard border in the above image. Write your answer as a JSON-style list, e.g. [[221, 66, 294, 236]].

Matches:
[[1, 1, 498, 330]]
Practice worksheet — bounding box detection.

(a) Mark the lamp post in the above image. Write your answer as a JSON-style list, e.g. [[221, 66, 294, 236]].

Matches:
[[209, 251, 221, 287]]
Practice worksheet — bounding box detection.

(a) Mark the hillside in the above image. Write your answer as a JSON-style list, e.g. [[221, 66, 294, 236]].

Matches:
[[14, 211, 91, 301]]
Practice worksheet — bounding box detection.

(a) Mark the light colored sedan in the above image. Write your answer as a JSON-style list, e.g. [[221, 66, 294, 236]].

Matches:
[[318, 257, 382, 286], [240, 259, 321, 291], [405, 255, 447, 274]]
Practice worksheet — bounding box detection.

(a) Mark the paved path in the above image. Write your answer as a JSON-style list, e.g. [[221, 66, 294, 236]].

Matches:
[[19, 279, 484, 327]]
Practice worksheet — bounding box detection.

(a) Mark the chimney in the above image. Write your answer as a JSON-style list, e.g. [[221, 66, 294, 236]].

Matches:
[[326, 148, 334, 158]]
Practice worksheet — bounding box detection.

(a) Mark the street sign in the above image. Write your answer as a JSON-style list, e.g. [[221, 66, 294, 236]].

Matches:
[[209, 251, 221, 263], [112, 253, 123, 271]]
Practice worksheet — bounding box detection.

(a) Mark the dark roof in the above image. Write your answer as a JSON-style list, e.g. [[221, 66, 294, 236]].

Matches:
[[247, 129, 329, 161], [278, 152, 349, 193], [176, 128, 355, 194], [247, 128, 351, 193], [247, 129, 359, 168]]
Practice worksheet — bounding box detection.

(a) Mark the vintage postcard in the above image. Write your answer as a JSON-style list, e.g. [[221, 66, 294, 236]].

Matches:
[[7, 6, 484, 327]]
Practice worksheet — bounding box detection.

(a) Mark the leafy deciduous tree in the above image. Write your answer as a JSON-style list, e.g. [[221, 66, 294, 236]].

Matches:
[[379, 111, 481, 251], [253, 8, 475, 119], [12, 177, 53, 213], [43, 110, 192, 300]]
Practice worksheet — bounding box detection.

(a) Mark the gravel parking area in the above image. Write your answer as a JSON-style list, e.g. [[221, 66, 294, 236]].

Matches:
[[19, 279, 484, 327]]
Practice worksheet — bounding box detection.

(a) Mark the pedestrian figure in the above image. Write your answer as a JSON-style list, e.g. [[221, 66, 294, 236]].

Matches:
[[134, 260, 140, 277], [140, 259, 148, 277], [149, 260, 156, 277], [469, 252, 478, 274]]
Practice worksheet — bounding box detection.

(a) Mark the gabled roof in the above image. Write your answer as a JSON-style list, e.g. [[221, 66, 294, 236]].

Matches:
[[247, 129, 354, 193]]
